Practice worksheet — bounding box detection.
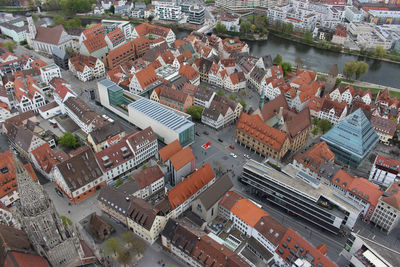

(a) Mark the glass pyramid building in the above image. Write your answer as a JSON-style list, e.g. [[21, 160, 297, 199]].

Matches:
[[321, 109, 379, 168]]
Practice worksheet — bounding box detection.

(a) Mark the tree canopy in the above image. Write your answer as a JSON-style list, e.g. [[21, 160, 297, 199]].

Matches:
[[216, 89, 225, 96], [215, 21, 226, 33], [104, 237, 123, 257], [374, 45, 386, 58], [304, 30, 313, 43], [229, 94, 237, 101], [342, 60, 368, 80], [273, 54, 282, 65], [58, 132, 78, 148], [117, 249, 132, 267], [60, 0, 96, 14], [1, 41, 16, 53], [240, 21, 251, 34], [186, 106, 204, 121], [318, 119, 332, 134], [281, 62, 292, 75], [239, 98, 246, 109]]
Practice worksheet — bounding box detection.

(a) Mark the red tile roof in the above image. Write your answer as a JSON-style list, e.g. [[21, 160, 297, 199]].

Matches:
[[168, 163, 215, 209], [169, 146, 195, 171], [236, 113, 288, 151], [179, 64, 199, 81], [82, 23, 105, 37], [229, 72, 245, 85], [31, 143, 59, 174], [69, 53, 99, 72], [134, 22, 171, 38], [133, 165, 164, 189], [3, 251, 50, 267], [135, 66, 157, 89], [34, 25, 67, 45], [161, 50, 175, 65], [83, 35, 107, 53], [332, 169, 354, 191], [231, 198, 268, 227], [106, 28, 125, 45], [30, 59, 47, 72], [54, 83, 76, 101], [374, 154, 400, 174], [382, 182, 400, 210], [276, 228, 335, 267], [348, 177, 382, 206], [219, 190, 244, 211], [158, 140, 182, 162], [291, 69, 317, 86], [294, 141, 335, 172]]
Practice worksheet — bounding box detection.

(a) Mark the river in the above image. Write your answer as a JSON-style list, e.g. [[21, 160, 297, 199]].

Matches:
[[32, 15, 400, 88]]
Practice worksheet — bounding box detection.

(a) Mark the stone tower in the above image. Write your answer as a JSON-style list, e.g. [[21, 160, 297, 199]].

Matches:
[[26, 16, 36, 46], [259, 87, 265, 111], [324, 64, 339, 96], [14, 156, 83, 267]]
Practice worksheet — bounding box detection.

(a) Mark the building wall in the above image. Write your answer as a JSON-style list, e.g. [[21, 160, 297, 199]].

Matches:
[[98, 201, 128, 225], [127, 215, 167, 244], [370, 199, 400, 234], [369, 164, 398, 188], [172, 161, 193, 186], [191, 199, 218, 222]]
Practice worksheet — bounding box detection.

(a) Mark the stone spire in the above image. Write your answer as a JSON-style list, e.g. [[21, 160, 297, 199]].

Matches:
[[259, 87, 265, 110], [13, 155, 83, 266]]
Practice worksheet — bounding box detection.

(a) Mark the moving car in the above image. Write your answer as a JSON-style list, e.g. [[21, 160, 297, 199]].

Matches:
[[218, 138, 223, 143], [229, 145, 235, 150], [230, 153, 237, 158], [244, 154, 250, 159]]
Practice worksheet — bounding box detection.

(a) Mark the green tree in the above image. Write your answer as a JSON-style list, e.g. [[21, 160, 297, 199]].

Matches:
[[115, 178, 123, 187], [273, 54, 282, 65], [216, 89, 225, 96], [304, 30, 313, 43], [117, 249, 132, 267], [186, 106, 204, 121], [58, 132, 77, 148], [374, 45, 386, 58], [215, 21, 226, 33], [287, 22, 294, 34], [354, 61, 369, 80], [130, 237, 146, 256], [1, 41, 16, 53], [53, 15, 66, 26], [121, 231, 136, 248], [240, 21, 251, 34], [66, 18, 82, 29], [250, 24, 256, 33], [104, 237, 123, 257], [229, 94, 237, 101], [312, 117, 319, 126], [342, 60, 357, 79], [295, 57, 303, 69], [32, 13, 39, 22], [311, 127, 319, 135], [141, 163, 147, 170], [239, 98, 246, 109], [281, 62, 292, 75], [318, 119, 332, 134], [60, 216, 72, 226]]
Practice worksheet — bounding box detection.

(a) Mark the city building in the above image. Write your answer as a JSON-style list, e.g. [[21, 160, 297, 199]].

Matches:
[[219, 38, 249, 58], [367, 10, 400, 25], [104, 40, 136, 69], [216, 0, 261, 12], [235, 112, 290, 161], [331, 24, 347, 46], [317, 98, 348, 125], [194, 87, 215, 108], [347, 22, 393, 50], [224, 72, 246, 92], [64, 97, 110, 134], [242, 160, 361, 234], [68, 53, 105, 82], [40, 63, 61, 85], [0, 18, 27, 42], [87, 122, 125, 152], [15, 156, 86, 266], [131, 165, 165, 199], [219, 12, 241, 32], [370, 116, 397, 145], [370, 182, 400, 234], [14, 76, 46, 112], [128, 66, 159, 95], [131, 22, 176, 44], [345, 6, 364, 22], [159, 86, 193, 112], [53, 146, 105, 203], [292, 141, 335, 183], [187, 5, 205, 25], [104, 28, 126, 50], [26, 17, 73, 54], [95, 127, 158, 183], [153, 0, 182, 21], [369, 154, 400, 188], [331, 170, 383, 222], [168, 163, 216, 218], [321, 109, 379, 168], [30, 143, 62, 181], [79, 34, 109, 59], [168, 146, 195, 186], [191, 175, 233, 222]]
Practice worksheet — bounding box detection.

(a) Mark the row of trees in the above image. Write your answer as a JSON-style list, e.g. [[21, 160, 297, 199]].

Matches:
[[53, 15, 82, 29], [1, 41, 16, 53], [342, 60, 369, 80], [272, 54, 293, 75], [104, 232, 146, 266], [26, 0, 95, 14]]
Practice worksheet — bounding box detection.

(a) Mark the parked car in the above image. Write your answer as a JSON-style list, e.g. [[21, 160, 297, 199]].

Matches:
[[218, 138, 223, 143], [229, 145, 235, 150], [195, 132, 200, 136], [203, 131, 209, 135], [244, 154, 250, 159], [230, 153, 237, 158], [55, 188, 63, 197]]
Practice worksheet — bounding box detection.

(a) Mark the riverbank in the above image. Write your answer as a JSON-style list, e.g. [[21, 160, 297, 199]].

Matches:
[[267, 28, 400, 65], [214, 32, 269, 41]]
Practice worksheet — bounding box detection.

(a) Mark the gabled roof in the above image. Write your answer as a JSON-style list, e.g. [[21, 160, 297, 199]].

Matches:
[[158, 140, 182, 162], [195, 175, 233, 210], [56, 146, 103, 191], [106, 28, 125, 45], [179, 64, 199, 81], [160, 86, 189, 105], [374, 154, 400, 174], [31, 143, 59, 174], [169, 146, 195, 171], [88, 121, 124, 145], [82, 23, 105, 37], [133, 165, 164, 189], [64, 97, 109, 128], [348, 177, 382, 206], [34, 25, 68, 45], [295, 141, 335, 173], [370, 116, 397, 137], [229, 72, 245, 85], [381, 182, 400, 210], [54, 83, 76, 102], [135, 66, 157, 89], [83, 35, 108, 53], [219, 190, 244, 211], [230, 198, 268, 227], [69, 53, 99, 72], [168, 163, 215, 209]]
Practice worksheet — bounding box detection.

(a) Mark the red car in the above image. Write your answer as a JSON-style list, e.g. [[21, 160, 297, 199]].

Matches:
[[229, 145, 234, 150]]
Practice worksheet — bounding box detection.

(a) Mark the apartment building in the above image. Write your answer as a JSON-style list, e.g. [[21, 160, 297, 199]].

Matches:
[[132, 165, 165, 199], [318, 98, 348, 125], [68, 53, 105, 82], [242, 160, 361, 234], [370, 182, 400, 234], [14, 76, 45, 112], [104, 40, 136, 69], [370, 116, 397, 145], [369, 154, 400, 188], [153, 0, 182, 21], [40, 63, 61, 85]]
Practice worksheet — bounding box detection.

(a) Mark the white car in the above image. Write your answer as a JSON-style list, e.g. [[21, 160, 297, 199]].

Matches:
[[230, 153, 237, 158], [244, 154, 250, 159]]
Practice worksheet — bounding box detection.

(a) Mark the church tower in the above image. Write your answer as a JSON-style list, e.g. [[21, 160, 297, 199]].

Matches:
[[259, 86, 265, 111], [26, 16, 36, 46], [14, 156, 83, 267]]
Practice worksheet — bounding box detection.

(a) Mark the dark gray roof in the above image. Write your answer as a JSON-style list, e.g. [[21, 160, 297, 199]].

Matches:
[[194, 87, 214, 102], [88, 121, 124, 144], [52, 47, 67, 59], [198, 58, 212, 73], [196, 175, 233, 210], [117, 179, 140, 195], [249, 66, 266, 83], [161, 218, 199, 252], [98, 185, 131, 217], [14, 127, 35, 152], [261, 55, 273, 69], [170, 76, 189, 91], [247, 236, 273, 261], [318, 162, 340, 182]]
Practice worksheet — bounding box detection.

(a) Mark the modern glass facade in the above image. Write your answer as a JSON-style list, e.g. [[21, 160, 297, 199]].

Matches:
[[321, 109, 379, 168]]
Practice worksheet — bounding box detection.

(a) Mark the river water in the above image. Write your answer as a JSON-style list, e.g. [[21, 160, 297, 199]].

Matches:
[[36, 15, 400, 88]]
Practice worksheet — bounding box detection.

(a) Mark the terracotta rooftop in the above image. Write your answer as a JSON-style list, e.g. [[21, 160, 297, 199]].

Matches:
[[31, 143, 59, 174], [254, 215, 287, 246], [374, 154, 400, 173], [229, 72, 245, 85], [382, 182, 400, 210], [231, 198, 268, 227], [3, 251, 50, 267], [83, 34, 107, 53], [219, 190, 245, 211], [179, 64, 199, 81], [64, 97, 109, 128], [236, 113, 287, 151], [348, 177, 382, 206], [168, 163, 215, 209], [291, 69, 317, 86], [158, 140, 182, 162], [295, 141, 335, 173], [106, 28, 125, 45], [276, 228, 335, 267], [134, 22, 170, 38], [133, 165, 164, 189], [82, 23, 105, 37], [135, 66, 157, 89], [34, 25, 67, 45], [332, 169, 355, 191], [321, 98, 347, 117], [370, 116, 397, 137], [169, 146, 195, 171], [69, 53, 99, 72], [39, 102, 59, 113]]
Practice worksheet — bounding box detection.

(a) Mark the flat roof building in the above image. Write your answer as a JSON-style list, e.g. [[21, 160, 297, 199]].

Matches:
[[242, 160, 361, 234]]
